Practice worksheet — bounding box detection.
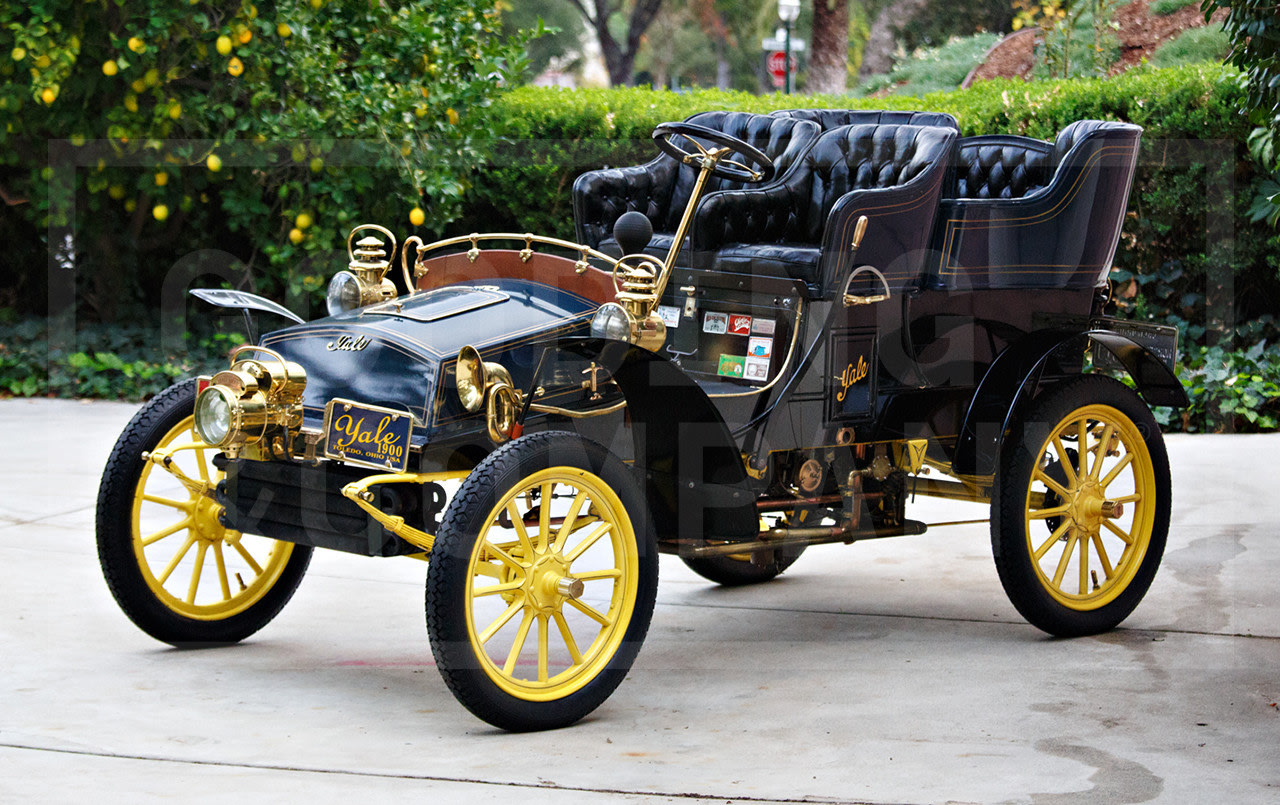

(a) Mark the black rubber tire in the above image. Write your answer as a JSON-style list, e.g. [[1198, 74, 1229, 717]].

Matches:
[[680, 544, 805, 586], [425, 431, 658, 732], [96, 380, 312, 647], [991, 375, 1170, 637]]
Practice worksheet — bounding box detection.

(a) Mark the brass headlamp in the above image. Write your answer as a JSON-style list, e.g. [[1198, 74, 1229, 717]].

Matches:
[[194, 346, 307, 457], [327, 225, 399, 316], [455, 345, 521, 443]]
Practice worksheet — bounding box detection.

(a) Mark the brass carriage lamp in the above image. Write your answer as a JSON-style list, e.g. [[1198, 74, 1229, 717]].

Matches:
[[327, 225, 399, 316]]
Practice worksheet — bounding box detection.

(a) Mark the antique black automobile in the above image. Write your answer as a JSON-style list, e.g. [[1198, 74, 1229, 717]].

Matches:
[[97, 111, 1186, 731]]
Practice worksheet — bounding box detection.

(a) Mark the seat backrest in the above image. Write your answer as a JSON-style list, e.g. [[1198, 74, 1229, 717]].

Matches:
[[662, 111, 819, 232], [799, 123, 953, 243], [773, 109, 959, 131], [952, 135, 1053, 200]]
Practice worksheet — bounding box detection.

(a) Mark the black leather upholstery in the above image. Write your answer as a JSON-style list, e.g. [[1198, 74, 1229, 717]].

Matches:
[[571, 112, 821, 262], [772, 109, 959, 131], [693, 123, 957, 296], [933, 121, 1143, 290]]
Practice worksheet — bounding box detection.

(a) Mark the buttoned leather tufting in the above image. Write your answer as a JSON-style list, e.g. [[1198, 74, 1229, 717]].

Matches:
[[693, 123, 956, 296], [571, 112, 821, 263], [953, 136, 1053, 200]]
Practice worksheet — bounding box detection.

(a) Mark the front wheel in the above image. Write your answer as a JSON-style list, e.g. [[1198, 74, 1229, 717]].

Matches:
[[96, 380, 312, 646], [425, 431, 658, 731], [991, 375, 1170, 637]]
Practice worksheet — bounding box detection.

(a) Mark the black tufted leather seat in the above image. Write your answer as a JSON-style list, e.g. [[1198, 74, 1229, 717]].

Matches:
[[933, 120, 1143, 290], [692, 123, 957, 297], [571, 112, 821, 265], [771, 108, 958, 131]]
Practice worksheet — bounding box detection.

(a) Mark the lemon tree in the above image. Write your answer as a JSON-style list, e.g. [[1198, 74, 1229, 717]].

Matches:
[[2, 1, 532, 320]]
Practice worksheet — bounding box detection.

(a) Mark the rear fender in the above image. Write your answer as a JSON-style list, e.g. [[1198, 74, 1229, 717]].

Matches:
[[531, 338, 757, 543], [953, 328, 1186, 476]]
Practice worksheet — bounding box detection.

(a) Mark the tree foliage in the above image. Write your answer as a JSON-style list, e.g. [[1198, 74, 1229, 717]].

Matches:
[[0, 0, 529, 320]]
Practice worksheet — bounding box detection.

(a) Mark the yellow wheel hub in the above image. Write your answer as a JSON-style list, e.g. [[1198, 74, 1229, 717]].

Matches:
[[1024, 405, 1156, 610], [464, 467, 638, 701], [131, 416, 295, 620]]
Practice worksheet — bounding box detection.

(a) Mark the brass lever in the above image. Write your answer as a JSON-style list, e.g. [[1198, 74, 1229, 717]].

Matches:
[[851, 215, 869, 252]]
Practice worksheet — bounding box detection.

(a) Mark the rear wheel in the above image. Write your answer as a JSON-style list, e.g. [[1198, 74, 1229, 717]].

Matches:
[[425, 431, 657, 731], [96, 380, 311, 646], [992, 375, 1170, 636]]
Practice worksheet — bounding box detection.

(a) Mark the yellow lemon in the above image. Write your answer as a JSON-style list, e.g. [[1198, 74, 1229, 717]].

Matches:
[[168, 102, 181, 119], [144, 68, 159, 86], [102, 59, 118, 76], [446, 107, 459, 125], [123, 94, 138, 112], [153, 204, 169, 221], [40, 87, 57, 104], [11, 47, 25, 61], [227, 57, 244, 76], [216, 35, 233, 56], [130, 79, 146, 93], [128, 37, 145, 54], [311, 0, 323, 8], [309, 156, 323, 173], [295, 212, 312, 229], [288, 227, 305, 244], [206, 153, 222, 172], [238, 27, 253, 45], [108, 184, 126, 200], [277, 23, 291, 37], [154, 172, 169, 186], [409, 207, 425, 227], [35, 54, 51, 69]]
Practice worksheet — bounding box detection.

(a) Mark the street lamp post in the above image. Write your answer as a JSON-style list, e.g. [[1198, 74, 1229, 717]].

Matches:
[[778, 0, 800, 95]]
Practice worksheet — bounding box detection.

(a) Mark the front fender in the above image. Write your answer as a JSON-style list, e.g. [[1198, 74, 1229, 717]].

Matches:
[[953, 328, 1187, 476], [532, 338, 757, 544]]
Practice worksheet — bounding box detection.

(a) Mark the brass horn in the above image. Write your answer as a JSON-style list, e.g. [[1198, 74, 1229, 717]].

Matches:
[[455, 345, 515, 414]]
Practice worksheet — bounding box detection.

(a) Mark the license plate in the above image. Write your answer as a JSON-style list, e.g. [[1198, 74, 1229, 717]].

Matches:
[[323, 398, 413, 472]]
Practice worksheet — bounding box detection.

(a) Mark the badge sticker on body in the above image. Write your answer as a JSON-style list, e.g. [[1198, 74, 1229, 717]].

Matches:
[[703, 312, 728, 334], [751, 318, 776, 335], [744, 357, 770, 381], [323, 398, 413, 471], [657, 305, 680, 328], [729, 315, 752, 336], [748, 336, 772, 358], [716, 355, 745, 378]]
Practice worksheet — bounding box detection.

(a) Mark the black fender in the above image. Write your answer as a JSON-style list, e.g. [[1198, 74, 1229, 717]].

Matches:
[[953, 328, 1187, 476], [531, 338, 758, 544]]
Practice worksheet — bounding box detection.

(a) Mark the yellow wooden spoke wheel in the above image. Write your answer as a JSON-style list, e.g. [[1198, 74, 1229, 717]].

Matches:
[[992, 376, 1170, 637], [426, 431, 657, 731], [97, 380, 311, 645]]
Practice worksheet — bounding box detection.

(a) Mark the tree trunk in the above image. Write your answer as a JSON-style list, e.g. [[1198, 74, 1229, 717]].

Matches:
[[809, 0, 850, 95], [858, 0, 929, 79], [573, 0, 664, 87]]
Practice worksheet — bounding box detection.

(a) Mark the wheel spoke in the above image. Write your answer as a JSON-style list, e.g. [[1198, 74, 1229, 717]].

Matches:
[[506, 501, 534, 557], [1034, 520, 1071, 561], [483, 541, 526, 573], [1052, 437, 1078, 487], [564, 521, 613, 563], [1090, 531, 1114, 579], [1103, 518, 1134, 545], [156, 534, 197, 585], [1076, 419, 1090, 477], [140, 516, 192, 547], [1028, 504, 1070, 521], [231, 540, 264, 575], [503, 610, 534, 675], [1099, 452, 1135, 490], [574, 567, 623, 582], [553, 490, 589, 553], [186, 541, 209, 604], [142, 494, 192, 511], [478, 600, 523, 645], [1110, 493, 1142, 505], [567, 597, 613, 627], [213, 541, 231, 601], [1051, 530, 1078, 588], [1078, 531, 1089, 595], [537, 614, 549, 683], [1033, 469, 1071, 500], [194, 446, 210, 482], [538, 482, 553, 552], [553, 610, 583, 665], [472, 579, 523, 597], [1089, 424, 1114, 481], [472, 561, 504, 580]]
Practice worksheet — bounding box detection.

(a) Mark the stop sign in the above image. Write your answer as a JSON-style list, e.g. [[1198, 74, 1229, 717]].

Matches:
[[767, 51, 789, 81]]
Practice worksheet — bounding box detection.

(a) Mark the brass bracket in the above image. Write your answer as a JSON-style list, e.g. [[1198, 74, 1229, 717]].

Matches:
[[467, 233, 480, 263], [519, 233, 534, 263]]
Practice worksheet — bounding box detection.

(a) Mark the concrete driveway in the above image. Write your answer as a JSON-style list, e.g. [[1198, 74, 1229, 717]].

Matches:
[[2, 398, 1277, 803]]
